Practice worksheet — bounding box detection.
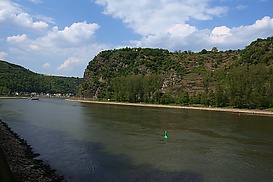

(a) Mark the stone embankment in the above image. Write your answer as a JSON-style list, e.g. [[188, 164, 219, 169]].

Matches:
[[0, 120, 65, 182]]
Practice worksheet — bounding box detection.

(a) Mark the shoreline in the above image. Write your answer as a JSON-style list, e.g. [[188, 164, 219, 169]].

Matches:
[[0, 96, 28, 99], [0, 120, 65, 181], [67, 99, 273, 116]]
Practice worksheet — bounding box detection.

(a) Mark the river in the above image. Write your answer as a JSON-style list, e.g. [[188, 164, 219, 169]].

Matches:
[[0, 98, 273, 181]]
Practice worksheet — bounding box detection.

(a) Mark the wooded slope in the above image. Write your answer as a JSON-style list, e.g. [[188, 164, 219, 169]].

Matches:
[[0, 60, 82, 95], [79, 36, 273, 109]]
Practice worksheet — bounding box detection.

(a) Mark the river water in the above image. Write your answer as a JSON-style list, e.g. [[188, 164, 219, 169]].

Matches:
[[0, 98, 273, 181]]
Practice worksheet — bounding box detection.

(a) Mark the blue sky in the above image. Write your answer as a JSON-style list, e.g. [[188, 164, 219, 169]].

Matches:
[[1, 0, 273, 77]]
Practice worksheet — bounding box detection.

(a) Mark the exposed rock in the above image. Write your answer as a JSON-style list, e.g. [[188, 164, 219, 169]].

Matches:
[[0, 120, 65, 182]]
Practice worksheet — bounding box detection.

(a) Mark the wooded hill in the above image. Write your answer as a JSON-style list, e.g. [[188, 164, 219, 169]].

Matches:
[[78, 36, 273, 109], [0, 60, 82, 95]]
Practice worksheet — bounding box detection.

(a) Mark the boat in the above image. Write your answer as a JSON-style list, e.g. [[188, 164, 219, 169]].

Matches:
[[29, 97, 39, 100]]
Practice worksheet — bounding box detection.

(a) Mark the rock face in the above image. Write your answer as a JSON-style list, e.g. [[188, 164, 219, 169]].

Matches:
[[78, 37, 273, 106], [0, 120, 65, 182], [77, 47, 236, 99]]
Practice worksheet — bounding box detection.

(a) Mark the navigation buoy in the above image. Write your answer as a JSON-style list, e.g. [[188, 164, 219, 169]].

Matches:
[[164, 131, 168, 139]]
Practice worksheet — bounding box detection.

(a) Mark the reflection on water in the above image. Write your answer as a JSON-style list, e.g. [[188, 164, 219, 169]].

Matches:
[[0, 98, 273, 181]]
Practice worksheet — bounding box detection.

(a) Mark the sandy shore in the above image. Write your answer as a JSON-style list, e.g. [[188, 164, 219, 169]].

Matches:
[[67, 99, 273, 116]]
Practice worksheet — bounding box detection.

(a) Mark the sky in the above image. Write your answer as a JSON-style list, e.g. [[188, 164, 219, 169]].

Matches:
[[0, 0, 273, 77]]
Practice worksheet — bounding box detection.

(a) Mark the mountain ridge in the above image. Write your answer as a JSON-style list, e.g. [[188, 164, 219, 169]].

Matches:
[[0, 60, 82, 95], [78, 36, 273, 109]]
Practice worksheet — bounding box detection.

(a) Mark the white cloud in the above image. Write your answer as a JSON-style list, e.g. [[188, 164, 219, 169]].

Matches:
[[43, 22, 100, 47], [5, 20, 106, 76], [2, 0, 273, 77], [95, 0, 228, 36], [34, 15, 55, 24], [209, 16, 273, 48], [210, 26, 232, 43], [7, 34, 40, 51], [32, 21, 49, 29], [167, 24, 197, 38], [57, 57, 80, 71], [7, 34, 28, 43], [42, 63, 51, 68], [236, 5, 248, 10], [0, 52, 9, 60], [0, 0, 49, 31], [29, 0, 42, 4], [0, 1, 22, 15], [96, 1, 273, 51], [133, 16, 273, 51], [7, 22, 101, 51]]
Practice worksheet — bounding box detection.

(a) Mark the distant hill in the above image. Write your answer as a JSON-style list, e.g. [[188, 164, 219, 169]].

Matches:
[[0, 60, 82, 95], [78, 36, 273, 109]]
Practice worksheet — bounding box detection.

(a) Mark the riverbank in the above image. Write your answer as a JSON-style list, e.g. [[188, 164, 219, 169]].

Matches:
[[0, 120, 65, 182], [67, 99, 273, 116], [0, 96, 28, 99]]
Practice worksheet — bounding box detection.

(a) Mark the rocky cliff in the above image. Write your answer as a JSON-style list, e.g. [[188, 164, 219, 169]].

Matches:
[[78, 36, 273, 108], [78, 47, 237, 98]]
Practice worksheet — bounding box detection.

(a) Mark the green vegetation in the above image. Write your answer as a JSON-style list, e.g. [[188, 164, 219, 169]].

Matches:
[[112, 75, 163, 103], [79, 36, 273, 109], [202, 64, 273, 108], [87, 48, 185, 76], [79, 47, 185, 100], [0, 60, 82, 96]]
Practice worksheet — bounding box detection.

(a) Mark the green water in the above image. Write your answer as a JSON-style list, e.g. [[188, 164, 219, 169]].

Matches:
[[0, 98, 273, 181]]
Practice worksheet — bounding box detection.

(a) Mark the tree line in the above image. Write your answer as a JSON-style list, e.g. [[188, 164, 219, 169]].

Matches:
[[0, 60, 82, 95], [95, 63, 273, 109], [111, 74, 164, 103], [80, 36, 273, 109], [198, 64, 273, 109]]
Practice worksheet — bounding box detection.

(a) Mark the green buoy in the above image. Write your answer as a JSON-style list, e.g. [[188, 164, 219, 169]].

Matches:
[[164, 131, 168, 139]]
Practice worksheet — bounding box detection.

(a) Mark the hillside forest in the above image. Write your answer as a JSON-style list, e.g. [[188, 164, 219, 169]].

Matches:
[[79, 36, 273, 109], [0, 60, 82, 96]]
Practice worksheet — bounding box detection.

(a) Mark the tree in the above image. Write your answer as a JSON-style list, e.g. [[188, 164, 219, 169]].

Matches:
[[176, 92, 190, 105], [201, 49, 208, 54], [211, 47, 218, 52], [160, 91, 173, 104]]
